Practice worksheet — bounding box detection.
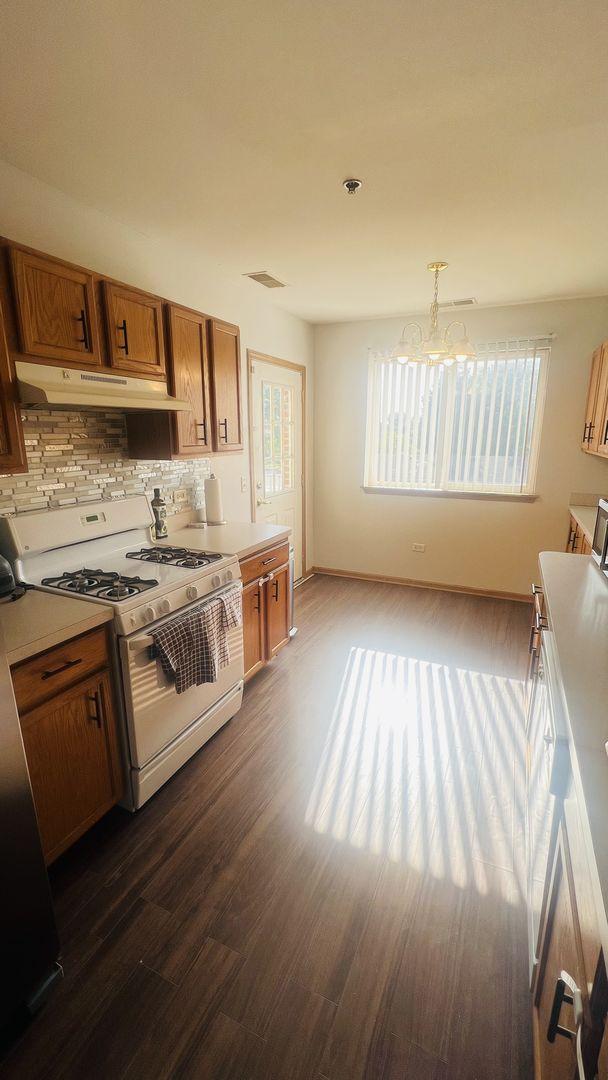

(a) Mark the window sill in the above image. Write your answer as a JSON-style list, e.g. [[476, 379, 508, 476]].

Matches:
[[362, 486, 538, 503]]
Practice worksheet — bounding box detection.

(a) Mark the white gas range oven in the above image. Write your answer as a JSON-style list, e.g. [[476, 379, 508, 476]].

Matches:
[[0, 496, 244, 809]]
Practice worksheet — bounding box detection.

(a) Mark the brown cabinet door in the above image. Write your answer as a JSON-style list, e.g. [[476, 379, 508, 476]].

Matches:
[[534, 824, 587, 1079], [208, 318, 243, 450], [167, 304, 212, 454], [10, 248, 101, 366], [243, 577, 266, 681], [0, 296, 26, 473], [20, 669, 122, 864], [265, 563, 290, 659], [581, 534, 592, 555], [594, 344, 608, 457], [566, 515, 581, 553], [103, 282, 166, 378]]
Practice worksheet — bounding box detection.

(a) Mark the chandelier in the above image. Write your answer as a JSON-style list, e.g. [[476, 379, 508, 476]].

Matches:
[[390, 262, 476, 367]]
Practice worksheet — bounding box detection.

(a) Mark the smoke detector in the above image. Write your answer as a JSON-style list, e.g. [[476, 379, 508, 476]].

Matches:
[[343, 178, 363, 195], [243, 271, 286, 289]]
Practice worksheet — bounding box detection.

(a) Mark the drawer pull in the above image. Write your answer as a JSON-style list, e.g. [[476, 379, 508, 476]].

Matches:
[[273, 579, 279, 601], [547, 970, 586, 1078], [261, 556, 277, 566], [41, 657, 83, 681], [88, 690, 102, 729]]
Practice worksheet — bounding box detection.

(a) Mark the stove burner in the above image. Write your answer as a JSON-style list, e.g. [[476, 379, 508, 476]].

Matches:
[[41, 568, 159, 601], [126, 546, 223, 569]]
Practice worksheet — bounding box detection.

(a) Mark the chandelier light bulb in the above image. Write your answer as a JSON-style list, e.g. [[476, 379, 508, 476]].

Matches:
[[386, 265, 477, 369]]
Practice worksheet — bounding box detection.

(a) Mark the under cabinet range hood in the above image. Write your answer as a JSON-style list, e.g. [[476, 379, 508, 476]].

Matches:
[[15, 362, 189, 412]]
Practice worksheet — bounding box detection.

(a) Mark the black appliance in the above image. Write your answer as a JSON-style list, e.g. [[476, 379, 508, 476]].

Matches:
[[0, 554, 15, 598], [592, 499, 608, 573]]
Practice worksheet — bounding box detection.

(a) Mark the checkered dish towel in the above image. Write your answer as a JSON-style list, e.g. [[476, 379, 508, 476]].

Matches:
[[151, 584, 242, 694]]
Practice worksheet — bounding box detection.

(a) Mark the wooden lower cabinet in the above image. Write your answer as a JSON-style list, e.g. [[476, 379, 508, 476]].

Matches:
[[242, 577, 266, 681], [565, 515, 592, 555], [266, 563, 290, 658], [533, 814, 607, 1078], [240, 540, 291, 681], [13, 630, 123, 863]]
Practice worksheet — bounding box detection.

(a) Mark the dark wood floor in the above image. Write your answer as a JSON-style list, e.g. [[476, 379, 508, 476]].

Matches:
[[2, 575, 533, 1079]]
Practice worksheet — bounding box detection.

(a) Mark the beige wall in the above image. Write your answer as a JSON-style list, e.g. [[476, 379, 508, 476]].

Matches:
[[0, 160, 314, 562], [314, 297, 608, 596]]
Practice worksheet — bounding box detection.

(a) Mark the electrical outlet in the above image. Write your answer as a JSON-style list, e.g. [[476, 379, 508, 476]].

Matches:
[[412, 543, 426, 552], [173, 488, 188, 504]]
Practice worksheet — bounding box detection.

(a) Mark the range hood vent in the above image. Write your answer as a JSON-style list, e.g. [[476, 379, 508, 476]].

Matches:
[[16, 362, 189, 412], [244, 270, 286, 289]]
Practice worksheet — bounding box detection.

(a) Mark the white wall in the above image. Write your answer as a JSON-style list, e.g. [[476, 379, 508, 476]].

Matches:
[[0, 160, 314, 563], [314, 297, 608, 596]]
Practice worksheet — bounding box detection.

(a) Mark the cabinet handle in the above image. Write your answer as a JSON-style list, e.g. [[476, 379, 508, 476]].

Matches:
[[583, 421, 590, 443], [75, 308, 90, 350], [572, 529, 580, 552], [253, 590, 260, 612], [273, 579, 279, 601], [261, 556, 277, 566], [88, 689, 103, 729], [531, 584, 543, 596], [41, 657, 82, 681], [197, 419, 207, 443], [117, 319, 129, 355], [603, 419, 608, 445], [587, 422, 595, 444], [567, 526, 575, 551], [547, 970, 586, 1078], [219, 418, 228, 442]]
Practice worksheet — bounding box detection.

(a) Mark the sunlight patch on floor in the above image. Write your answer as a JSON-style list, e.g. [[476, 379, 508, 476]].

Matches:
[[304, 645, 526, 901]]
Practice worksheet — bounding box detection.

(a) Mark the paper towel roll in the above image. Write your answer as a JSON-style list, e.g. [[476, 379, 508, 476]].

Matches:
[[204, 474, 225, 525]]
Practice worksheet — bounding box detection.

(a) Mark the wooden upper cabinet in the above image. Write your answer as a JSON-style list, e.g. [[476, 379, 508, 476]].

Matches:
[[582, 343, 608, 455], [103, 281, 166, 378], [10, 248, 101, 367], [167, 304, 212, 455], [0, 296, 27, 473], [208, 318, 243, 450]]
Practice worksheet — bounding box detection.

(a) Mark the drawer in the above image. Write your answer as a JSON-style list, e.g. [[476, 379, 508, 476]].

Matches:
[[12, 626, 109, 715], [240, 541, 289, 585]]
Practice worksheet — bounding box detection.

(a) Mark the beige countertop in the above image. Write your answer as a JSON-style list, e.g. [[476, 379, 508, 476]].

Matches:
[[168, 521, 291, 560], [1, 589, 113, 666], [569, 503, 598, 542], [540, 551, 608, 960]]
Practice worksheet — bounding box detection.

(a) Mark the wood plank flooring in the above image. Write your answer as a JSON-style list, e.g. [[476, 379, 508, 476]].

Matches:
[[1, 575, 533, 1079]]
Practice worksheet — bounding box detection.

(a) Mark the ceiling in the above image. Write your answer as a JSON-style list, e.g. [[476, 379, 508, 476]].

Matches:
[[1, 0, 608, 323]]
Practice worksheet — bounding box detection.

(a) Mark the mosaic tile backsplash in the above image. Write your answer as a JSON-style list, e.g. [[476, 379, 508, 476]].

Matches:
[[0, 409, 211, 517]]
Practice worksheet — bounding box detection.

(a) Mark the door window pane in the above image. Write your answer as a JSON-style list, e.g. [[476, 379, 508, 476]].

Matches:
[[263, 381, 295, 497]]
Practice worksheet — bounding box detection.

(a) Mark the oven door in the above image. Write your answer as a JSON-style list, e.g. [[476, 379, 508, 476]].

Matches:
[[592, 499, 608, 567], [119, 583, 244, 768]]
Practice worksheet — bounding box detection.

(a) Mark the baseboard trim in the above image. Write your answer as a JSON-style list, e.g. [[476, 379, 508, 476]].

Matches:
[[310, 565, 531, 604]]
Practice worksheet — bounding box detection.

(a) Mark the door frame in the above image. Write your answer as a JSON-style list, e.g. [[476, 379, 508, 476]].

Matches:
[[247, 349, 308, 578]]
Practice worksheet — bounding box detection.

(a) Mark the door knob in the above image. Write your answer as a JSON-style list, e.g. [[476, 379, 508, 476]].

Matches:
[[257, 498, 270, 506]]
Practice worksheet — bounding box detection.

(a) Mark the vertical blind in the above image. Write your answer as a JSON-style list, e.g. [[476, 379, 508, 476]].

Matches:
[[365, 338, 550, 494]]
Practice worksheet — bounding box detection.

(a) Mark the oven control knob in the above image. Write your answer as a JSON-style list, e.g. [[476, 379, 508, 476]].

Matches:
[[211, 574, 221, 589], [159, 599, 171, 614], [130, 615, 137, 627], [225, 569, 233, 581], [186, 585, 198, 601], [144, 606, 156, 622]]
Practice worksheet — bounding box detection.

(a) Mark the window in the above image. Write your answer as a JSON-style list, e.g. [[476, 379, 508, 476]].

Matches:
[[364, 338, 550, 496], [262, 380, 295, 496]]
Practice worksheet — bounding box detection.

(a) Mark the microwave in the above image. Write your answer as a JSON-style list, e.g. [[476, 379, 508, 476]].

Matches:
[[592, 499, 608, 569]]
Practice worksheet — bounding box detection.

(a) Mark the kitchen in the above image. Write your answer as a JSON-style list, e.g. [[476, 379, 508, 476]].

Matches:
[[2, 2, 608, 1078]]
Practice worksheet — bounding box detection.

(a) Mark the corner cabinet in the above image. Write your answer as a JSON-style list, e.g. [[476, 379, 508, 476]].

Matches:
[[581, 342, 608, 457], [208, 318, 243, 451], [10, 247, 102, 367], [240, 540, 290, 681], [102, 281, 166, 378], [0, 295, 27, 473]]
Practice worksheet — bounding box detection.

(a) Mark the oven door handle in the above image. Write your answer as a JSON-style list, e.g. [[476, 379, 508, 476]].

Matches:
[[126, 581, 243, 652]]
